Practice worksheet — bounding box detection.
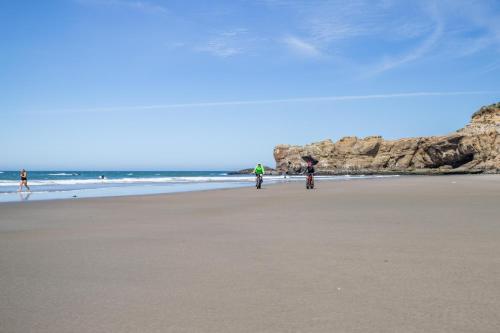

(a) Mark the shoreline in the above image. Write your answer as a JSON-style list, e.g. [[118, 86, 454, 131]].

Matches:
[[1, 173, 493, 205], [0, 181, 253, 206], [232, 169, 491, 176], [0, 174, 401, 204]]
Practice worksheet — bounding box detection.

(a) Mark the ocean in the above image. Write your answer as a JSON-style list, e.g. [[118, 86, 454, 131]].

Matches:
[[0, 170, 397, 202]]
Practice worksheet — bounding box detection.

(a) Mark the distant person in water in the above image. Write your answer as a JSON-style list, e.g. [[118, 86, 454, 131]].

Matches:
[[18, 169, 31, 192]]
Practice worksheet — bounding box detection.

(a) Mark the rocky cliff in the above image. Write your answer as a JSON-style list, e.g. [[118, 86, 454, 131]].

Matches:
[[274, 102, 500, 174]]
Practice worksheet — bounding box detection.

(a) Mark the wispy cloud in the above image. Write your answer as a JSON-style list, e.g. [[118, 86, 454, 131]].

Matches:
[[196, 28, 255, 58], [197, 41, 242, 58], [29, 91, 499, 114], [304, 1, 379, 43], [75, 0, 500, 72], [368, 6, 444, 75], [442, 1, 500, 58], [477, 60, 500, 74], [283, 36, 322, 58], [265, 0, 500, 73], [76, 0, 168, 14], [263, 0, 441, 67]]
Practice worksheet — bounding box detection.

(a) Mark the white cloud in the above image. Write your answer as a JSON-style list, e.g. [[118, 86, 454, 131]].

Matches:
[[368, 12, 444, 75], [440, 1, 500, 57], [31, 91, 500, 114], [265, 0, 499, 74], [196, 29, 256, 58], [75, 0, 168, 14], [304, 2, 377, 42], [264, 0, 440, 66], [126, 1, 168, 14], [77, 0, 500, 71], [478, 60, 500, 74], [283, 36, 322, 58], [198, 41, 242, 58], [220, 28, 249, 37]]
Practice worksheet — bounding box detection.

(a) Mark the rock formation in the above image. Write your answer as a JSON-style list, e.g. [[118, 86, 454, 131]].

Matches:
[[229, 166, 279, 175], [274, 102, 500, 174]]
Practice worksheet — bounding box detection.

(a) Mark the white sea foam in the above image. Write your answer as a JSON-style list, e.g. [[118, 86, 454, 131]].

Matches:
[[0, 174, 399, 188], [48, 173, 74, 176]]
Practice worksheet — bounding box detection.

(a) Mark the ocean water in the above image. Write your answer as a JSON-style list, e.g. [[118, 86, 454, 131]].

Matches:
[[0, 170, 397, 202]]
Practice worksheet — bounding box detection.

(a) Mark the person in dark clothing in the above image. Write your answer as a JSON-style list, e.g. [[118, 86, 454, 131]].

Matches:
[[18, 169, 31, 192], [305, 161, 315, 175], [304, 161, 315, 189]]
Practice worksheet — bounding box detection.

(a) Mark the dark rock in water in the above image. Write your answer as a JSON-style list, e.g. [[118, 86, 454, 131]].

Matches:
[[274, 102, 500, 175], [229, 166, 280, 175]]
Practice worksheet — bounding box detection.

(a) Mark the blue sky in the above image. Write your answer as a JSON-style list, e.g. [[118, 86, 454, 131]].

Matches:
[[1, 0, 499, 170]]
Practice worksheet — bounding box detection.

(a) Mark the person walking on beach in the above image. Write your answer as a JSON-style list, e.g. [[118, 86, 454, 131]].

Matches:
[[18, 169, 31, 192]]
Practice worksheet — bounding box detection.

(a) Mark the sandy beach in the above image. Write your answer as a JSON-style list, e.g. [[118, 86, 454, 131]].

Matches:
[[1, 175, 499, 332]]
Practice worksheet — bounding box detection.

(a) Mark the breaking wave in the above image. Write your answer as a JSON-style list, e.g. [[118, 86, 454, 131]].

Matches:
[[0, 174, 398, 188]]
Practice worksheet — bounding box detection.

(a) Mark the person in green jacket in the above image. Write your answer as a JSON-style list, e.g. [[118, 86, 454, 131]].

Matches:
[[253, 163, 265, 175], [254, 163, 265, 189]]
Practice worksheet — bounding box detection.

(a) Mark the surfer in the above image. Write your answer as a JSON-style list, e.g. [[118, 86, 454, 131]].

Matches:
[[18, 169, 31, 192]]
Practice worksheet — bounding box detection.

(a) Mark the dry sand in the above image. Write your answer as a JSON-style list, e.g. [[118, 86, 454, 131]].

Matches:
[[1, 175, 499, 332]]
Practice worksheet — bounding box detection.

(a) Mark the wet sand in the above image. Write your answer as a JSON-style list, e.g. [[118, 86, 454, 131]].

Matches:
[[1, 175, 500, 332]]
